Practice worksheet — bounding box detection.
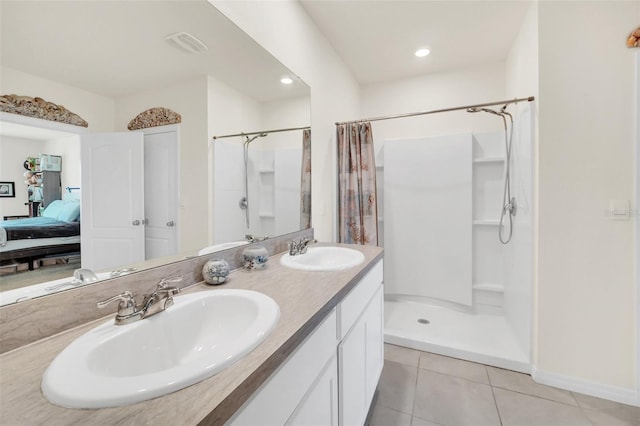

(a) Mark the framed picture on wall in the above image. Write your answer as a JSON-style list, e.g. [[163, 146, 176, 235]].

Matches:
[[0, 182, 16, 198]]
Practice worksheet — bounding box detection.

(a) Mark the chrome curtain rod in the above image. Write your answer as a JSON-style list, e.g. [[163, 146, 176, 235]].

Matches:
[[212, 125, 311, 140], [335, 96, 535, 125]]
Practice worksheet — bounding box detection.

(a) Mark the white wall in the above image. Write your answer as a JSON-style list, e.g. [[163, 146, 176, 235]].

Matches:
[[503, 2, 538, 366], [0, 136, 44, 217], [260, 96, 310, 150], [362, 62, 506, 143], [537, 0, 638, 397], [0, 67, 115, 132], [211, 0, 361, 241], [115, 77, 209, 253], [361, 62, 507, 164]]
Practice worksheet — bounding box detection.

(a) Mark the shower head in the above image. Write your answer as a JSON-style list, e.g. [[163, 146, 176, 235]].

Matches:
[[466, 107, 501, 116], [244, 133, 268, 144]]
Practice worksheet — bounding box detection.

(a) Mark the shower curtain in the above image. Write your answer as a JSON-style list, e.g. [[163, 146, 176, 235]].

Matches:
[[300, 129, 311, 228], [336, 122, 378, 245]]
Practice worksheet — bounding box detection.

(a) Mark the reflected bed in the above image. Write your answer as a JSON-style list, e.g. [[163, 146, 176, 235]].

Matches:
[[0, 200, 81, 270]]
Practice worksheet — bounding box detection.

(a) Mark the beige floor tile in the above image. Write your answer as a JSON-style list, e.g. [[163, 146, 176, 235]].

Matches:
[[419, 352, 489, 384], [369, 403, 412, 426], [377, 360, 418, 415], [385, 344, 421, 367], [487, 366, 577, 406], [573, 392, 640, 423], [493, 387, 592, 426], [413, 369, 500, 426], [411, 416, 443, 426], [582, 408, 640, 426]]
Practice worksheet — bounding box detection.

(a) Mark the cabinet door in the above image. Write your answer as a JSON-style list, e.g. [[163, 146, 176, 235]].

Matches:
[[80, 132, 145, 271], [339, 284, 384, 426], [286, 356, 338, 426], [339, 316, 367, 426], [364, 286, 384, 403]]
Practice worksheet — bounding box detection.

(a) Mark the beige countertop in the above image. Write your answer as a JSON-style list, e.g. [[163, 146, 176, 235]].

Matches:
[[0, 244, 383, 426]]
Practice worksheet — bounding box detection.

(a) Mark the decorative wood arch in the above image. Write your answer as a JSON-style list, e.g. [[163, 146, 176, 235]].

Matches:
[[127, 107, 182, 130], [0, 94, 88, 127], [628, 26, 640, 48]]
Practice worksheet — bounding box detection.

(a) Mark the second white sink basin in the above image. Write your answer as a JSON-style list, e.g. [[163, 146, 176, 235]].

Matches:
[[280, 246, 365, 271], [42, 289, 279, 408]]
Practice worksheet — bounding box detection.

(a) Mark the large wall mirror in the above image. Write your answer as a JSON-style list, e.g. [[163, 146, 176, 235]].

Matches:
[[0, 0, 310, 304]]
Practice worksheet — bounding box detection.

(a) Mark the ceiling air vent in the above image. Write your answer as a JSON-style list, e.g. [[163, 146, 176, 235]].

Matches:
[[164, 32, 208, 54]]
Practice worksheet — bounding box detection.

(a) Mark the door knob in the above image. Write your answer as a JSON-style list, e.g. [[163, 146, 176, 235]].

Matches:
[[166, 221, 175, 227], [132, 220, 141, 226]]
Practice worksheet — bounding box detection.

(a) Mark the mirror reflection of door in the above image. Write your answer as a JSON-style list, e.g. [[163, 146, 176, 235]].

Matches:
[[142, 125, 179, 260], [81, 129, 180, 270], [81, 132, 145, 271]]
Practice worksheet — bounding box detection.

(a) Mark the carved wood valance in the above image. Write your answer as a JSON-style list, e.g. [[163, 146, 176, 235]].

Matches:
[[127, 107, 181, 130], [628, 27, 640, 48], [0, 94, 88, 127]]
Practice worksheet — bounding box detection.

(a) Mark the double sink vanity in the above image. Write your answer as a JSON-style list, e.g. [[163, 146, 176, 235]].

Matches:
[[0, 230, 384, 425]]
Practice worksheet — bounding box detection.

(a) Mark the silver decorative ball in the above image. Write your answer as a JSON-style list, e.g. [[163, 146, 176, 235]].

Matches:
[[202, 259, 230, 285]]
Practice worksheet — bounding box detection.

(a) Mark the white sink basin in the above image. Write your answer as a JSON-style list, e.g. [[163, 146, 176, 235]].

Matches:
[[198, 240, 249, 256], [280, 246, 365, 271], [42, 289, 279, 408]]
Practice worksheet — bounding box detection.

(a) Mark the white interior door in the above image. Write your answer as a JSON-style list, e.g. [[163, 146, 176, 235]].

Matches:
[[81, 132, 145, 271], [143, 126, 179, 260]]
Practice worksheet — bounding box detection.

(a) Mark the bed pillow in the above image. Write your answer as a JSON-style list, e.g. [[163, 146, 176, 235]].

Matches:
[[56, 200, 81, 222], [41, 200, 67, 219]]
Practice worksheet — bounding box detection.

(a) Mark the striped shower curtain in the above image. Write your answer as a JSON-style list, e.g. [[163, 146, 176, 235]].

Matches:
[[336, 122, 378, 245]]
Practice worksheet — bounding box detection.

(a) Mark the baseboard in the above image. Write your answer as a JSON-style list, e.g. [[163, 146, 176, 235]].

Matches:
[[532, 366, 639, 407]]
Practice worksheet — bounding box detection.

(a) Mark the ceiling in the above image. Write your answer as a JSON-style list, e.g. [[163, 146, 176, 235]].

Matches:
[[0, 1, 308, 102], [300, 0, 532, 85]]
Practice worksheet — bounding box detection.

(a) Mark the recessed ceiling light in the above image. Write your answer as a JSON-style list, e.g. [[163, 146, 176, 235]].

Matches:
[[280, 77, 293, 85], [415, 48, 430, 58]]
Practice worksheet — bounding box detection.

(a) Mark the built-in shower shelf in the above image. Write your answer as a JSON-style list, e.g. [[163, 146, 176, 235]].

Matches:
[[473, 157, 504, 164], [473, 283, 504, 292], [258, 168, 275, 173], [259, 212, 275, 218], [472, 220, 500, 226]]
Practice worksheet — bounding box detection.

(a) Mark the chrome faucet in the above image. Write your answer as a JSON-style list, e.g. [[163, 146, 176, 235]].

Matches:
[[97, 276, 182, 325], [245, 234, 270, 243], [288, 237, 317, 256]]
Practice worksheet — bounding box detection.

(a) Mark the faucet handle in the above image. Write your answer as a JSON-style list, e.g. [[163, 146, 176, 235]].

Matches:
[[97, 291, 136, 315]]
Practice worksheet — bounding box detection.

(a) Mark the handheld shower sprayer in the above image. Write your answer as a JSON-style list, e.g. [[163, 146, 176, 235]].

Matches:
[[467, 104, 516, 244], [241, 132, 269, 229]]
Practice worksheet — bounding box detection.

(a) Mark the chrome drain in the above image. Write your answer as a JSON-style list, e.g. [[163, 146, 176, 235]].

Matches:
[[417, 318, 430, 325]]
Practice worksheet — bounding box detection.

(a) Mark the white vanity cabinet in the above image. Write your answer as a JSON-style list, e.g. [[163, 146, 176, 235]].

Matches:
[[229, 310, 339, 426], [229, 259, 384, 426]]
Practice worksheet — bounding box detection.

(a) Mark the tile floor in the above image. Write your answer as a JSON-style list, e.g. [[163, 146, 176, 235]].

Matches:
[[369, 344, 640, 426]]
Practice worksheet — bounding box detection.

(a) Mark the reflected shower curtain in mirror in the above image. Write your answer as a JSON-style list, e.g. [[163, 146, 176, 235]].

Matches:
[[336, 122, 378, 245], [300, 129, 311, 228]]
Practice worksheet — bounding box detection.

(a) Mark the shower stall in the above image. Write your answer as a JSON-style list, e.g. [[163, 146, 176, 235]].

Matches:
[[378, 102, 534, 372]]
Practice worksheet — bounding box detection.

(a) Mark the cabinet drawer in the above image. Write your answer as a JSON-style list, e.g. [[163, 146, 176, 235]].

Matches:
[[337, 260, 383, 339], [229, 309, 337, 425]]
